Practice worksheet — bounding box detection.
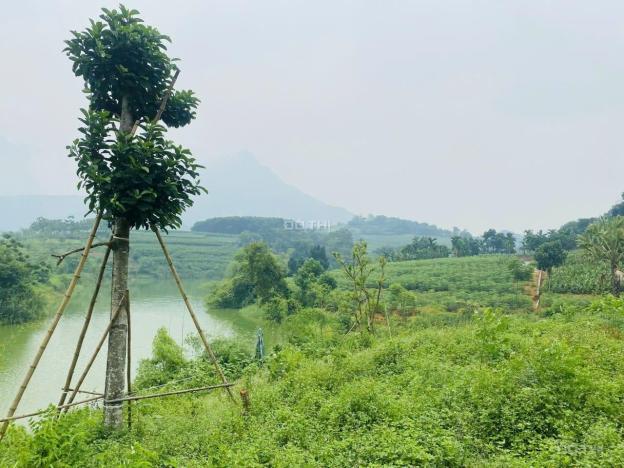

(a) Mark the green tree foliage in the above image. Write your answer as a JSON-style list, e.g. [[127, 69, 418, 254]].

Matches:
[[65, 5, 197, 128], [387, 283, 416, 315], [451, 235, 482, 257], [482, 229, 516, 254], [347, 214, 461, 237], [288, 244, 329, 275], [0, 235, 49, 324], [209, 242, 289, 308], [398, 236, 450, 260], [64, 5, 203, 230], [25, 217, 108, 239], [607, 192, 624, 217], [192, 216, 285, 234], [534, 241, 567, 275], [578, 217, 624, 296], [381, 237, 451, 261], [522, 225, 584, 253], [507, 258, 533, 281], [134, 328, 187, 389], [334, 241, 386, 333], [293, 258, 337, 307]]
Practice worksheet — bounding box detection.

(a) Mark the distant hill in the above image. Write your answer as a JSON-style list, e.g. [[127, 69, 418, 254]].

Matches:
[[184, 152, 352, 227], [0, 152, 352, 232]]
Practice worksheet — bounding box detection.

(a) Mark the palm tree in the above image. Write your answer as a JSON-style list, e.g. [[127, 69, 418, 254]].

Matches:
[[578, 217, 624, 296]]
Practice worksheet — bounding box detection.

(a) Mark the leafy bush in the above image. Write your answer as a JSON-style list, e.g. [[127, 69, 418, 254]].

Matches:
[[0, 235, 49, 324]]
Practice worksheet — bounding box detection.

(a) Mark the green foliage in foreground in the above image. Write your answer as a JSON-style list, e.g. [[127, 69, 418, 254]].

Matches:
[[3, 299, 624, 466]]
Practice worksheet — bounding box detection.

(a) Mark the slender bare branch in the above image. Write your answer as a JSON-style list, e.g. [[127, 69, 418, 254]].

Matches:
[[52, 241, 110, 266]]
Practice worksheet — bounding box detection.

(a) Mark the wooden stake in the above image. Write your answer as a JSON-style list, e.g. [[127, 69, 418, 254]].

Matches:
[[151, 226, 236, 402], [65, 293, 128, 409], [240, 388, 250, 415], [0, 214, 102, 441], [126, 289, 132, 429], [58, 237, 113, 409]]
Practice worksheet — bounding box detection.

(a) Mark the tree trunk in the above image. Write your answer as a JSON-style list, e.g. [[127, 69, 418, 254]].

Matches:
[[104, 96, 133, 429], [104, 218, 130, 428], [611, 264, 620, 297]]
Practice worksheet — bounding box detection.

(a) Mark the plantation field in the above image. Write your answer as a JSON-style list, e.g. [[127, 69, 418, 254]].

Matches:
[[20, 230, 239, 281], [334, 255, 534, 312]]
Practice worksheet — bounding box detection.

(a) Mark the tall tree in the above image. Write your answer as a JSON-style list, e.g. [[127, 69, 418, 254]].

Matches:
[[334, 241, 386, 333], [65, 5, 202, 429], [578, 217, 624, 297], [534, 241, 567, 277]]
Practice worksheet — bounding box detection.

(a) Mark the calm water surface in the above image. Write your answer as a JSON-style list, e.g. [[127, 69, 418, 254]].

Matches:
[[0, 279, 265, 419]]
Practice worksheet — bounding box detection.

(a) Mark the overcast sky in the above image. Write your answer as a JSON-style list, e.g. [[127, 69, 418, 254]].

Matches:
[[1, 0, 623, 233]]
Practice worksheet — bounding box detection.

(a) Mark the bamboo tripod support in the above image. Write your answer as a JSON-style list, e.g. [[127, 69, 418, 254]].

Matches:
[[64, 292, 128, 409], [0, 214, 103, 441], [126, 289, 132, 429], [152, 226, 236, 402], [0, 226, 238, 434], [0, 69, 237, 438], [58, 236, 113, 409]]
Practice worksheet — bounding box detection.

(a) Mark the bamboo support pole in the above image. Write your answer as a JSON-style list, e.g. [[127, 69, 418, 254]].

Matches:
[[126, 289, 132, 429], [63, 388, 103, 397], [0, 396, 103, 424], [534, 269, 543, 310], [130, 69, 180, 134], [65, 293, 128, 409], [0, 214, 102, 441], [2, 383, 232, 425], [58, 237, 113, 409], [106, 383, 234, 404], [151, 226, 236, 402]]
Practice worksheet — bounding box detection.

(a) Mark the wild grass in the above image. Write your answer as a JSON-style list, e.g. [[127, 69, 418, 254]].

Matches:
[[3, 300, 624, 466]]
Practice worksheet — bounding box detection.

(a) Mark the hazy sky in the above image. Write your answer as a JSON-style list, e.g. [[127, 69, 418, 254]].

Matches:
[[1, 0, 623, 233]]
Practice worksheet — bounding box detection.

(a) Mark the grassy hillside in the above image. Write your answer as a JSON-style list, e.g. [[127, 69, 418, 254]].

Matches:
[[3, 298, 624, 466]]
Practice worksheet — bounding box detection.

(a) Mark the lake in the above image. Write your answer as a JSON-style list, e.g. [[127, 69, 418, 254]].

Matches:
[[0, 278, 269, 420]]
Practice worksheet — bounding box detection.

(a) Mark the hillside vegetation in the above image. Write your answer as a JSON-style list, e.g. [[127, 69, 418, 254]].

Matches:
[[4, 251, 624, 465], [3, 297, 624, 466]]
